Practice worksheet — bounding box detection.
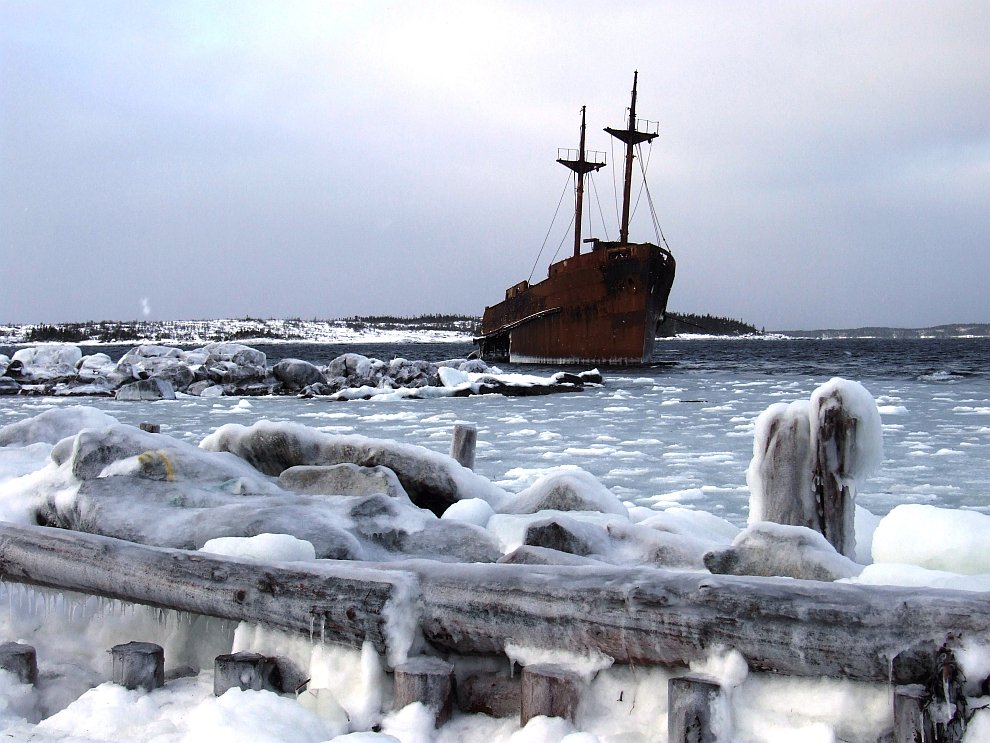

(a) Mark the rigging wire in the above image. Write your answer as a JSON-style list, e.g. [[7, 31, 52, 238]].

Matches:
[[636, 142, 670, 250], [589, 172, 611, 242], [547, 212, 576, 267], [527, 173, 574, 284]]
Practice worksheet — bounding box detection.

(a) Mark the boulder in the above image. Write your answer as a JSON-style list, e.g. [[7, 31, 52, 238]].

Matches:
[[279, 464, 408, 500], [522, 515, 612, 557], [703, 521, 862, 581], [115, 378, 176, 401], [201, 421, 508, 516], [500, 469, 628, 516], [272, 359, 325, 391]]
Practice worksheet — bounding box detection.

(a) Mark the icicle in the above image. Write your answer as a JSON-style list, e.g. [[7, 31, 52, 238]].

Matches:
[[309, 613, 315, 642], [320, 614, 326, 645]]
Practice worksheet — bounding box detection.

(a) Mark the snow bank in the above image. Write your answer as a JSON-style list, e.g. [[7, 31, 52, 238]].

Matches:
[[872, 504, 990, 574]]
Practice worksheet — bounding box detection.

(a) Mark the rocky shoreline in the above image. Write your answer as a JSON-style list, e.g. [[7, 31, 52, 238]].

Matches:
[[0, 342, 601, 400]]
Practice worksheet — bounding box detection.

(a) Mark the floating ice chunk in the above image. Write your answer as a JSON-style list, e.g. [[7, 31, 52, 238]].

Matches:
[[200, 534, 317, 563], [872, 504, 990, 574]]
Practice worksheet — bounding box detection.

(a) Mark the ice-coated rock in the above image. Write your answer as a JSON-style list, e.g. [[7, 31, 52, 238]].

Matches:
[[326, 353, 387, 391], [201, 420, 509, 515], [0, 377, 22, 395], [703, 521, 862, 581], [499, 467, 628, 516], [0, 406, 120, 447], [522, 515, 612, 557], [7, 343, 81, 382], [278, 463, 409, 500], [115, 378, 176, 401], [386, 358, 439, 388], [272, 358, 326, 391]]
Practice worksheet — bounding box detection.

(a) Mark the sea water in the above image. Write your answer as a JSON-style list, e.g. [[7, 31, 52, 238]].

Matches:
[[1, 337, 987, 525]]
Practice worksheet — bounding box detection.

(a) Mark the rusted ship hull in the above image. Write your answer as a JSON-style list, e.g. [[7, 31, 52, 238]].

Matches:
[[477, 241, 675, 365]]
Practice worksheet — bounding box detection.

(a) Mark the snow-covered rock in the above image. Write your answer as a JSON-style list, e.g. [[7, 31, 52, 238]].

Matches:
[[704, 522, 862, 581]]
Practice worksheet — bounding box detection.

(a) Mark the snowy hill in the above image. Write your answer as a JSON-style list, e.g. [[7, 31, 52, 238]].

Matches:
[[0, 316, 479, 346]]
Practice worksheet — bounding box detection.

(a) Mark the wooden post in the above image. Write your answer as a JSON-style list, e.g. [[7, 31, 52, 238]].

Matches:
[[111, 642, 164, 691], [393, 656, 455, 726], [455, 672, 520, 718], [893, 685, 927, 743], [139, 423, 161, 433], [520, 663, 581, 725], [0, 642, 38, 685], [668, 674, 722, 743], [450, 424, 477, 470], [214, 652, 278, 696], [750, 403, 815, 528], [812, 390, 859, 557]]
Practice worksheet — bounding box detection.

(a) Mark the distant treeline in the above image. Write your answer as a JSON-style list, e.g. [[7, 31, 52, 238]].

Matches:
[[657, 313, 760, 337], [342, 315, 479, 332]]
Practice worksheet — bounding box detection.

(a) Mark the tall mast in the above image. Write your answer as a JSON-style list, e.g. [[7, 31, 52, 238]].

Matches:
[[605, 71, 658, 244], [557, 106, 605, 258]]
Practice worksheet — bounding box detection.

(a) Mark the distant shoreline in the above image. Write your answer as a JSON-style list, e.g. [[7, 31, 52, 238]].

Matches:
[[1, 318, 988, 347]]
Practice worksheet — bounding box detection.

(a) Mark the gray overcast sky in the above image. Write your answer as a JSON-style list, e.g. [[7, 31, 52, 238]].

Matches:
[[2, 1, 988, 330]]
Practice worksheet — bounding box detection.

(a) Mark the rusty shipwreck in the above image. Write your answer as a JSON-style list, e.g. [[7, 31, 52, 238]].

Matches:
[[476, 73, 676, 365]]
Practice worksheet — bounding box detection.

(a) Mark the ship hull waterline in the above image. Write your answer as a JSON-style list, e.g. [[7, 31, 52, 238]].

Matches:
[[477, 241, 675, 366]]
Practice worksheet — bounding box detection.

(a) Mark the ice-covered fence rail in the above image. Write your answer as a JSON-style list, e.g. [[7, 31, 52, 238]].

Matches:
[[2, 524, 990, 682], [0, 523, 414, 665]]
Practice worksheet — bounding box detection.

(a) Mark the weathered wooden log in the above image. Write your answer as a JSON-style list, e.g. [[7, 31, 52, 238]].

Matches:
[[449, 424, 477, 470], [520, 663, 581, 725], [668, 674, 722, 743], [393, 656, 455, 726], [3, 524, 990, 684], [0, 641, 38, 685], [111, 641, 164, 691], [398, 560, 990, 683], [0, 523, 413, 665]]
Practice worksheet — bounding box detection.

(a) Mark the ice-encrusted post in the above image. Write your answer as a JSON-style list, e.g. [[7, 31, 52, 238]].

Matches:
[[748, 379, 882, 559], [0, 642, 38, 685], [892, 685, 927, 743], [450, 423, 477, 470], [746, 401, 815, 527], [810, 379, 882, 558], [667, 674, 724, 743], [111, 642, 164, 691], [520, 664, 581, 725], [393, 656, 455, 726], [214, 652, 279, 696]]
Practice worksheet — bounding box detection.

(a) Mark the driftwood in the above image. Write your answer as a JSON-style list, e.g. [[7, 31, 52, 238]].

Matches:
[[2, 524, 989, 682]]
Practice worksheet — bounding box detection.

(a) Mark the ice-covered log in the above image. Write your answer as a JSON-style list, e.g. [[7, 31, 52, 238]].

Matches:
[[398, 560, 990, 683], [4, 526, 988, 684], [0, 523, 415, 666]]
